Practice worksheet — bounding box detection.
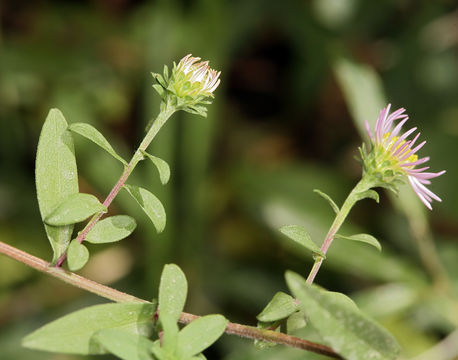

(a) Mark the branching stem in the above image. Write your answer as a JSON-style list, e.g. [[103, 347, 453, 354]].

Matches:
[[55, 105, 176, 267], [0, 241, 341, 359], [306, 178, 370, 284]]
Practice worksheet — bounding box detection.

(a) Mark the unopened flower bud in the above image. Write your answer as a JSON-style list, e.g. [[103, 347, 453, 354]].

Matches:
[[152, 54, 221, 117]]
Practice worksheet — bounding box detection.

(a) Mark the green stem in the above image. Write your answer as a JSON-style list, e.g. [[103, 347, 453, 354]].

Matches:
[[0, 241, 342, 359], [55, 104, 176, 267], [405, 209, 450, 292], [306, 178, 371, 284]]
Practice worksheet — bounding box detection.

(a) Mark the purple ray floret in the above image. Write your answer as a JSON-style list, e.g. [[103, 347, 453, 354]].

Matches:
[[365, 104, 445, 210]]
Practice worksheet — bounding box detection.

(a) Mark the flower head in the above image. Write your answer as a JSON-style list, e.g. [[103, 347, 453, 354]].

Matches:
[[152, 54, 221, 117], [361, 104, 445, 210], [174, 54, 221, 97]]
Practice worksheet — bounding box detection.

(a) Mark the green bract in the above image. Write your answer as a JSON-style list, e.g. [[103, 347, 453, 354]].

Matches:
[[359, 142, 406, 195]]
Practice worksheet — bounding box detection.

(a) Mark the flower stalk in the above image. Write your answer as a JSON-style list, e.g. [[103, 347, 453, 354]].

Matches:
[[307, 104, 445, 283], [307, 178, 372, 283]]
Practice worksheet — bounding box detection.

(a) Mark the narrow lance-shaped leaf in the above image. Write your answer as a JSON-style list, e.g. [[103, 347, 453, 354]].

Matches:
[[141, 151, 171, 185], [45, 193, 106, 226], [85, 215, 136, 244], [67, 239, 90, 271], [286, 271, 401, 360], [183, 105, 208, 117], [94, 329, 154, 360], [177, 315, 228, 358], [256, 292, 298, 322], [279, 225, 325, 258], [152, 70, 167, 88], [334, 233, 382, 252], [22, 303, 156, 355], [123, 184, 166, 233], [313, 189, 339, 214], [69, 123, 127, 166], [35, 108, 79, 263], [355, 189, 380, 203], [286, 310, 307, 334]]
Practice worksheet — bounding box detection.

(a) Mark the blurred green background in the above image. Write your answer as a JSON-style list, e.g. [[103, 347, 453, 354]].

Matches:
[[0, 0, 457, 359]]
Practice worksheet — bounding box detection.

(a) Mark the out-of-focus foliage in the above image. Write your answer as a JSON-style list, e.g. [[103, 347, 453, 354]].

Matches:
[[0, 0, 457, 359]]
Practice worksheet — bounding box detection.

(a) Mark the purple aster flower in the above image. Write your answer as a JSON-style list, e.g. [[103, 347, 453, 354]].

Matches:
[[363, 104, 445, 210]]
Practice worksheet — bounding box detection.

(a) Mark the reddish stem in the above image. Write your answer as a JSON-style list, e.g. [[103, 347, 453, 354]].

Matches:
[[55, 160, 135, 267], [55, 106, 175, 267], [0, 241, 342, 359]]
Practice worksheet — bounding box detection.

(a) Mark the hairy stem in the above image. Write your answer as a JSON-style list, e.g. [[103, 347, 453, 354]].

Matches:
[[306, 179, 369, 284], [55, 105, 176, 267], [0, 241, 341, 359]]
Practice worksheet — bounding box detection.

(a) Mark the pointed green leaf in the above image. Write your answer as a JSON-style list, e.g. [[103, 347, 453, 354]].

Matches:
[[177, 315, 228, 357], [355, 189, 380, 203], [67, 239, 89, 271], [85, 215, 136, 244], [286, 310, 307, 334], [313, 189, 339, 214], [257, 292, 298, 322], [279, 225, 325, 258], [45, 193, 106, 226], [22, 303, 156, 355], [192, 354, 207, 360], [124, 184, 166, 233], [141, 151, 170, 185], [158, 264, 187, 324], [151, 340, 166, 360], [153, 84, 165, 97], [35, 108, 79, 263], [286, 271, 401, 360], [69, 123, 127, 165], [160, 316, 179, 356], [152, 72, 167, 88], [94, 329, 154, 360], [335, 233, 382, 252], [183, 105, 207, 117]]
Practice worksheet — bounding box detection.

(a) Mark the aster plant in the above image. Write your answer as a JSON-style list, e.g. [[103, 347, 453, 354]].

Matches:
[[257, 104, 445, 359], [297, 104, 445, 283], [0, 54, 447, 360]]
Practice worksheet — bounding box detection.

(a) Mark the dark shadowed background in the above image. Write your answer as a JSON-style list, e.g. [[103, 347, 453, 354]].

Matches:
[[0, 0, 457, 359]]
